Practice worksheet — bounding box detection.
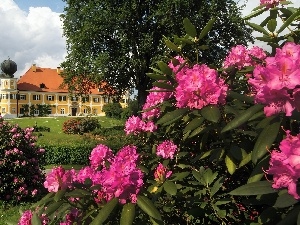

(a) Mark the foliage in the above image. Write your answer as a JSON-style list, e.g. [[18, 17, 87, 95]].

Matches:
[[60, 0, 253, 108], [62, 117, 101, 134], [43, 142, 97, 165], [121, 99, 139, 119], [0, 116, 45, 205], [35, 104, 54, 117], [102, 102, 123, 119], [18, 1, 300, 225]]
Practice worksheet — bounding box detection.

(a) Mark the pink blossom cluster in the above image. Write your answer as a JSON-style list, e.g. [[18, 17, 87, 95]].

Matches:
[[156, 140, 178, 159], [124, 115, 157, 135], [154, 163, 172, 183], [260, 0, 284, 8], [44, 166, 76, 192], [248, 42, 300, 116], [43, 144, 144, 205], [266, 130, 300, 199], [175, 63, 228, 109], [141, 86, 173, 120], [89, 144, 114, 169], [223, 45, 266, 69], [18, 210, 49, 225]]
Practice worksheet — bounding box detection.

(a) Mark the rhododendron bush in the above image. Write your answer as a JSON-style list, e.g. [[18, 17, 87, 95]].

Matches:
[[0, 116, 45, 204], [19, 1, 300, 224]]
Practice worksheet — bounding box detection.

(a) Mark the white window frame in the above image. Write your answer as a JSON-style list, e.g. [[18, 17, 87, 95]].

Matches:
[[34, 109, 39, 115], [60, 108, 65, 114], [93, 97, 99, 103], [20, 94, 26, 100], [33, 95, 41, 101], [2, 108, 5, 113], [47, 95, 54, 101]]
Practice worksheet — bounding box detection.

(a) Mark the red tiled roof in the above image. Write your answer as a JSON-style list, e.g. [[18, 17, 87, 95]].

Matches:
[[17, 66, 108, 95]]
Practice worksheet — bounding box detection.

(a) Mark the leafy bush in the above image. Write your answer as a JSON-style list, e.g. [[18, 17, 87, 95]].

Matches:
[[43, 142, 97, 165], [102, 103, 123, 119], [121, 99, 139, 119], [0, 116, 45, 204], [33, 126, 50, 132], [62, 117, 100, 134]]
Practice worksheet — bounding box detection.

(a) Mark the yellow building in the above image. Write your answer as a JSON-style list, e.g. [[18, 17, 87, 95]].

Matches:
[[0, 64, 129, 118]]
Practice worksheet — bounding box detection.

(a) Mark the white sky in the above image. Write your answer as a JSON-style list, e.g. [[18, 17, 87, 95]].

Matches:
[[0, 0, 299, 78]]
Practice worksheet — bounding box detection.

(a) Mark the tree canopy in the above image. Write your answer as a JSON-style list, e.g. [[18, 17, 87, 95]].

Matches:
[[60, 0, 253, 107]]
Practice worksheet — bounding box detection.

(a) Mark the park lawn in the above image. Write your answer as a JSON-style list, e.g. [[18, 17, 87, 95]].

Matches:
[[7, 116, 125, 146]]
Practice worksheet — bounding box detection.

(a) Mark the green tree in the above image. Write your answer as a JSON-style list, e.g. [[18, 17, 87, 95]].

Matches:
[[60, 0, 253, 108]]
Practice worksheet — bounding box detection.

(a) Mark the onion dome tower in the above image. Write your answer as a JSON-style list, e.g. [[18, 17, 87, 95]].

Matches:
[[1, 58, 17, 78]]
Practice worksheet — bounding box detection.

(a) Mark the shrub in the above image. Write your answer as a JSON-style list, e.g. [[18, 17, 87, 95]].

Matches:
[[121, 99, 138, 119], [62, 117, 100, 134], [102, 103, 123, 119], [43, 142, 97, 165], [0, 116, 45, 204], [33, 125, 50, 132]]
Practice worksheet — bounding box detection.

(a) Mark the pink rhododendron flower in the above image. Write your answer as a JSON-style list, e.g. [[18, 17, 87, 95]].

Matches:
[[99, 145, 144, 204], [248, 42, 300, 117], [142, 86, 173, 120], [44, 166, 75, 192], [260, 0, 284, 8], [18, 210, 32, 225], [223, 45, 266, 69], [124, 115, 157, 135], [156, 140, 178, 159], [89, 144, 114, 169], [154, 163, 172, 183], [266, 130, 300, 199], [175, 63, 228, 109]]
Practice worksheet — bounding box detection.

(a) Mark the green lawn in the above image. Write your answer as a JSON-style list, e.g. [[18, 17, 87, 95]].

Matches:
[[7, 116, 125, 146]]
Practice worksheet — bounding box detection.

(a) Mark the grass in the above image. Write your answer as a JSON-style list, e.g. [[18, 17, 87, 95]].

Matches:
[[0, 116, 125, 224], [7, 116, 125, 146]]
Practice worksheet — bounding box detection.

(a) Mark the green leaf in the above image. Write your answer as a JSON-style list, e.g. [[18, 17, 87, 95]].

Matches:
[[274, 192, 298, 208], [44, 201, 64, 215], [31, 213, 42, 225], [192, 170, 205, 185], [170, 172, 190, 181], [248, 155, 270, 183], [183, 18, 197, 38], [221, 104, 264, 133], [183, 117, 205, 133], [146, 73, 168, 81], [252, 118, 281, 164], [199, 18, 216, 40], [277, 9, 300, 33], [90, 198, 118, 225], [163, 181, 177, 195], [230, 181, 276, 196], [201, 105, 220, 123], [239, 153, 252, 168], [267, 19, 277, 32], [157, 108, 189, 125], [210, 177, 225, 197], [246, 22, 270, 36], [243, 8, 265, 20], [157, 61, 173, 76], [152, 82, 174, 90], [164, 39, 180, 52], [54, 189, 66, 202], [120, 203, 135, 225], [137, 195, 162, 221], [225, 155, 236, 175], [227, 90, 254, 104]]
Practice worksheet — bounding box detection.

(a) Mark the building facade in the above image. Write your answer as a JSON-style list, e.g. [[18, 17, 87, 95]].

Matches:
[[0, 64, 128, 118]]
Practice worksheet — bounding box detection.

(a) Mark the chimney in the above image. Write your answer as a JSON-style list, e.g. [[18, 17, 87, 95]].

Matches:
[[57, 67, 61, 75], [32, 64, 36, 72]]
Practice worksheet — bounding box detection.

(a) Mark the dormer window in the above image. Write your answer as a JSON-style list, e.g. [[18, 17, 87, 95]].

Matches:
[[40, 83, 45, 88]]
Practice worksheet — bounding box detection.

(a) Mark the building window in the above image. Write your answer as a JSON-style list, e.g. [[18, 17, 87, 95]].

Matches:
[[20, 108, 25, 114], [60, 108, 65, 114], [10, 94, 16, 99], [104, 97, 109, 103], [12, 107, 16, 113], [1, 108, 5, 113], [47, 95, 54, 101], [82, 96, 89, 103], [59, 96, 67, 101], [47, 108, 52, 114], [71, 96, 78, 101], [34, 109, 39, 115], [20, 94, 26, 100], [83, 108, 88, 114], [33, 95, 41, 101], [2, 94, 6, 99], [93, 98, 99, 103]]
